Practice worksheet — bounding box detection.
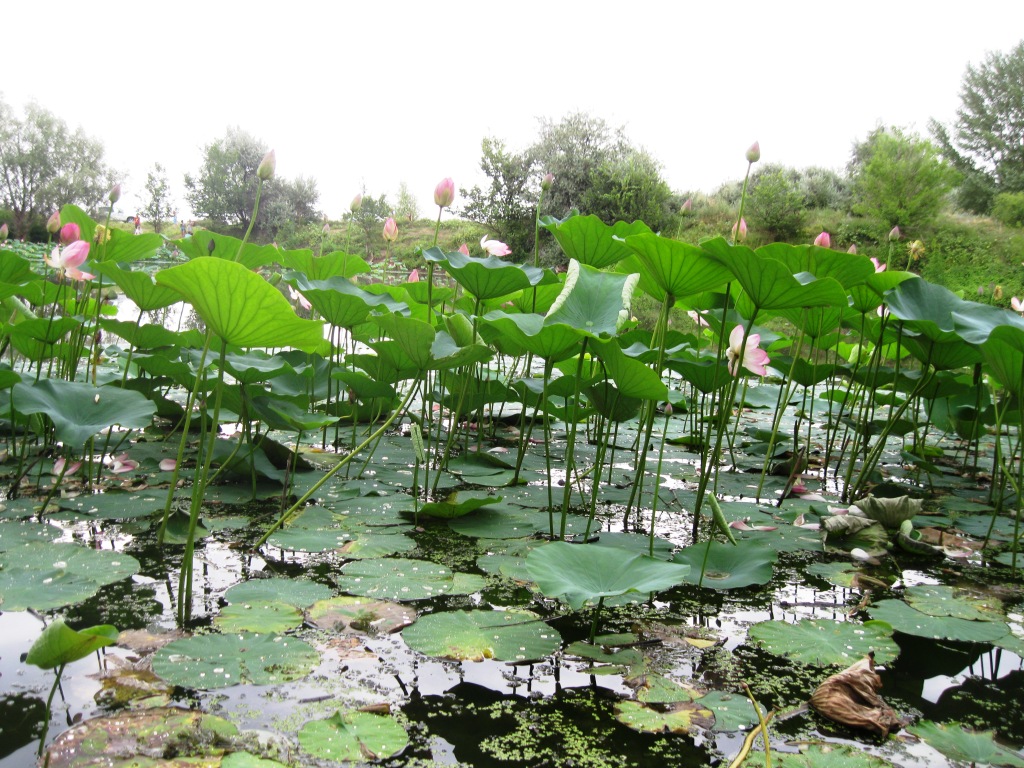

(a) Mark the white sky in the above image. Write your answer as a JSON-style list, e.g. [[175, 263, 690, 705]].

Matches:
[[4, 1, 1023, 220]]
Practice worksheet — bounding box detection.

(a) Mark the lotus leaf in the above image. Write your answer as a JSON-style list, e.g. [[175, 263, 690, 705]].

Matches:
[[613, 699, 713, 734], [526, 541, 691, 610], [907, 720, 1024, 767], [306, 596, 416, 635], [851, 494, 923, 529], [299, 710, 409, 763], [223, 577, 332, 609], [213, 601, 304, 633], [152, 632, 319, 689], [867, 600, 1009, 642], [699, 690, 766, 732], [414, 491, 503, 520], [747, 619, 899, 666], [545, 214, 651, 269], [672, 539, 778, 590], [0, 520, 60, 552], [0, 542, 140, 611], [904, 584, 1004, 622], [739, 744, 897, 767], [336, 557, 485, 601], [545, 260, 639, 339], [25, 618, 119, 669], [402, 608, 560, 661]]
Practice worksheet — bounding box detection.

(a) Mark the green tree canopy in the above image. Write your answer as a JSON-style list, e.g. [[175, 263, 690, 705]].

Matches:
[[931, 40, 1024, 214], [747, 163, 806, 239], [850, 126, 958, 232], [184, 127, 321, 237], [143, 163, 173, 234], [459, 138, 536, 257], [0, 98, 115, 237]]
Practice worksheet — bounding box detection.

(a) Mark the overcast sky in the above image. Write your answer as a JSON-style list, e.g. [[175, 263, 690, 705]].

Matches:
[[4, 1, 1023, 220]]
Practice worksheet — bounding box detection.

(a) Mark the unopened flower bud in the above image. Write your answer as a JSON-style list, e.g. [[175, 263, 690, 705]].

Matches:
[[847, 244, 857, 254], [108, 184, 122, 204], [382, 217, 398, 242], [350, 194, 363, 212], [746, 141, 760, 164], [888, 225, 901, 241], [59, 223, 81, 245], [257, 150, 276, 181], [541, 173, 555, 191], [207, 239, 216, 255], [664, 402, 674, 416], [322, 220, 331, 236], [0, 223, 7, 241], [434, 177, 455, 208], [47, 211, 61, 234], [731, 218, 747, 242], [813, 231, 831, 249], [680, 198, 692, 214]]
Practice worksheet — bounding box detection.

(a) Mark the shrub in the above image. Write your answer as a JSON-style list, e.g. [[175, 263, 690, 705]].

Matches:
[[747, 165, 805, 240], [992, 192, 1024, 227]]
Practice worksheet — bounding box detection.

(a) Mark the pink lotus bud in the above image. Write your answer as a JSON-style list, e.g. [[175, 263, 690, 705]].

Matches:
[[888, 226, 901, 241], [731, 218, 747, 243], [108, 184, 122, 204], [846, 244, 857, 254], [322, 220, 331, 236], [680, 198, 692, 214], [663, 402, 673, 416], [59, 222, 81, 245], [350, 194, 363, 212], [257, 150, 276, 181], [746, 141, 760, 163], [458, 243, 470, 256], [541, 173, 555, 191], [47, 211, 61, 234], [159, 459, 178, 472], [408, 268, 420, 283], [434, 177, 455, 208], [813, 231, 831, 248], [382, 217, 398, 242], [0, 223, 7, 241]]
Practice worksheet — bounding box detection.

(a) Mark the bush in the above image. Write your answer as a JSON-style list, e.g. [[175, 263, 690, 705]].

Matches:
[[992, 192, 1024, 228], [747, 165, 805, 240]]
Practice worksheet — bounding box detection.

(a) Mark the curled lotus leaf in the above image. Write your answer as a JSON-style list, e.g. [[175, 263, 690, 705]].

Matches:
[[851, 495, 922, 529]]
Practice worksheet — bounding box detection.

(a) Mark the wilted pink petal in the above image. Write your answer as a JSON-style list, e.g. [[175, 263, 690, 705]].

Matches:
[[729, 519, 778, 531], [288, 286, 311, 310], [687, 310, 709, 328], [847, 244, 857, 254], [480, 235, 511, 257], [870, 257, 886, 273], [159, 458, 178, 471], [790, 482, 808, 495], [65, 265, 95, 282], [53, 457, 82, 476], [1012, 296, 1023, 313], [106, 452, 138, 473]]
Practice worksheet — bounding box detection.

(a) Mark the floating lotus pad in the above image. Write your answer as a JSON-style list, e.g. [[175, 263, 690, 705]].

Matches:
[[0, 541, 140, 611], [414, 491, 504, 520], [747, 619, 899, 667], [152, 632, 319, 689], [450, 509, 591, 539], [903, 584, 1004, 622], [336, 557, 486, 601], [907, 720, 1024, 767], [223, 577, 333, 609], [336, 533, 417, 559], [298, 710, 409, 763], [213, 601, 305, 633], [25, 618, 119, 669], [613, 699, 713, 734], [401, 608, 561, 662], [868, 600, 1009, 643], [306, 596, 416, 635], [699, 690, 767, 732], [0, 520, 60, 552], [672, 539, 778, 590], [738, 744, 897, 767]]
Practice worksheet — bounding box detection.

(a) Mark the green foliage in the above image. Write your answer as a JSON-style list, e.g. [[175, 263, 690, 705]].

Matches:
[[747, 164, 806, 239], [142, 163, 173, 234], [917, 217, 1024, 300], [459, 137, 536, 258], [0, 97, 115, 238], [993, 191, 1024, 227], [343, 192, 391, 258], [184, 127, 320, 237], [851, 126, 958, 231], [394, 181, 419, 222], [800, 166, 852, 210], [581, 148, 673, 230], [931, 40, 1024, 213]]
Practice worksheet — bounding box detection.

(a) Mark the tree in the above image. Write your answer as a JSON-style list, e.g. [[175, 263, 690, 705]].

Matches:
[[581, 148, 674, 230], [850, 127, 958, 231], [747, 164, 806, 239], [459, 138, 536, 257], [930, 41, 1024, 214], [394, 182, 419, 222], [184, 127, 320, 237], [0, 98, 115, 237], [344, 192, 391, 258], [142, 163, 173, 234]]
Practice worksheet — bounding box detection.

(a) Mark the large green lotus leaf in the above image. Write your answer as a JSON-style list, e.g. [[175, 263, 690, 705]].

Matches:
[[415, 491, 504, 520], [213, 601, 304, 633], [176, 230, 279, 269], [287, 273, 407, 328], [747, 618, 899, 666], [545, 260, 638, 338], [337, 533, 417, 559], [623, 233, 732, 299], [903, 584, 1004, 622], [221, 351, 297, 384], [91, 262, 182, 310], [4, 316, 79, 345], [884, 277, 977, 342], [449, 509, 591, 539], [299, 710, 409, 763], [0, 541, 140, 611], [0, 251, 34, 283], [370, 312, 435, 370], [224, 577, 332, 608], [306, 595, 416, 635], [699, 690, 766, 732], [672, 539, 777, 590], [613, 699, 713, 734], [868, 600, 1010, 642], [423, 246, 553, 300], [590, 338, 668, 400], [592, 531, 675, 560], [739, 744, 897, 767], [250, 395, 338, 432], [907, 721, 1024, 767], [526, 541, 690, 610], [665, 358, 731, 394], [0, 520, 60, 552], [222, 753, 289, 768], [266, 508, 354, 553], [479, 311, 582, 362], [401, 608, 561, 661], [807, 248, 876, 289], [25, 618, 119, 669], [336, 557, 485, 601], [279, 248, 370, 279], [42, 707, 239, 768], [98, 319, 204, 352], [778, 305, 843, 339], [702, 237, 847, 312], [629, 674, 702, 704], [429, 330, 494, 370], [152, 632, 319, 689], [156, 259, 325, 351], [899, 334, 981, 370], [543, 214, 652, 269]]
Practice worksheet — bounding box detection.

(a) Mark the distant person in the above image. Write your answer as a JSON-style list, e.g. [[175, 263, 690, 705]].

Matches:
[[186, 221, 194, 236], [180, 220, 186, 237], [172, 209, 177, 224], [133, 215, 141, 235]]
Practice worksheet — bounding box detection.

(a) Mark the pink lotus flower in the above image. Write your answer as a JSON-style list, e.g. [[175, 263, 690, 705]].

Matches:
[[47, 211, 61, 234], [687, 310, 709, 328], [1012, 296, 1024, 314], [59, 222, 81, 245], [45, 241, 94, 280], [726, 324, 770, 377], [106, 452, 138, 473], [434, 177, 455, 208], [159, 458, 178, 472], [407, 269, 420, 283], [813, 231, 831, 248], [108, 184, 122, 204], [53, 457, 82, 477], [458, 243, 470, 256], [480, 235, 511, 257], [0, 223, 8, 241], [288, 286, 311, 310], [382, 217, 398, 242], [731, 218, 747, 242], [870, 257, 886, 273]]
